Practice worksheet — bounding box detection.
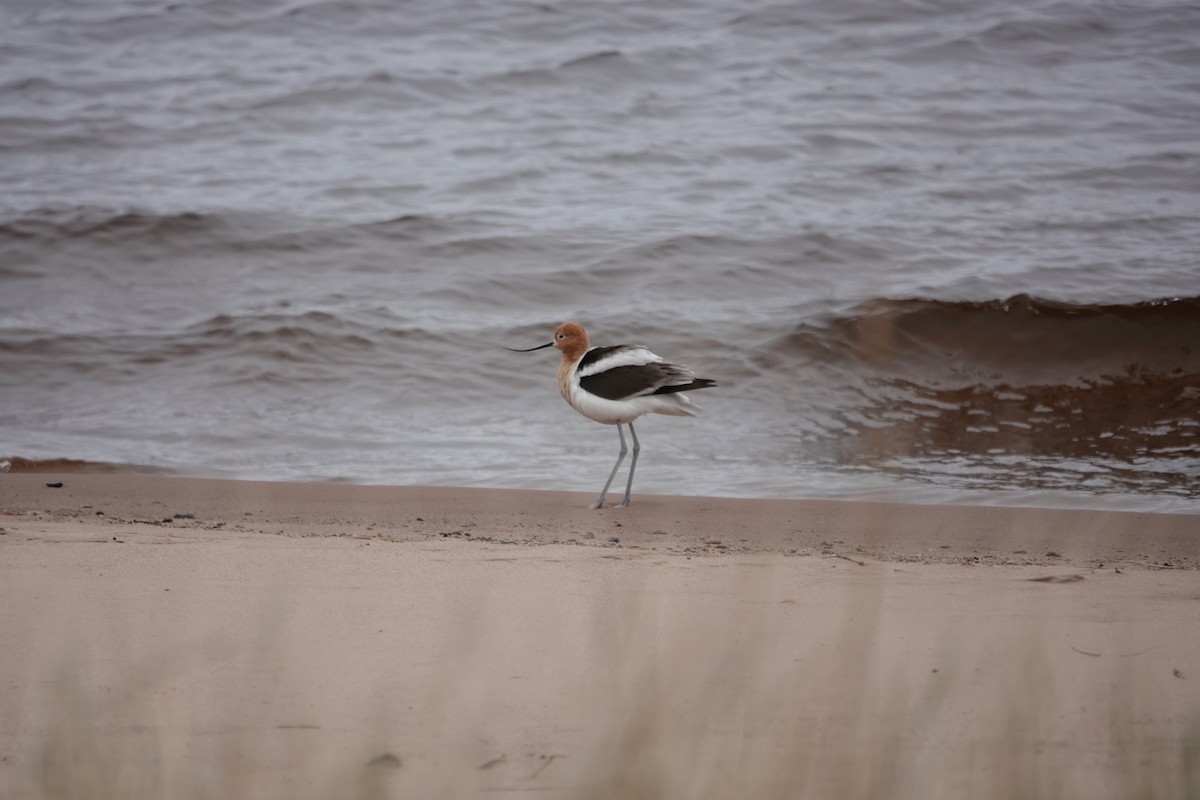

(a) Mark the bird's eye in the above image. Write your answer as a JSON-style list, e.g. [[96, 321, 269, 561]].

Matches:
[[556, 333, 565, 340]]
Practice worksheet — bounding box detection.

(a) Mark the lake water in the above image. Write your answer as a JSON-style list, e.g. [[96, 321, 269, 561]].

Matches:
[[1, 0, 1197, 512]]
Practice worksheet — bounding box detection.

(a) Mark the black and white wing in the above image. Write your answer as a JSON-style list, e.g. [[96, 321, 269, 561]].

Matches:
[[577, 345, 716, 401]]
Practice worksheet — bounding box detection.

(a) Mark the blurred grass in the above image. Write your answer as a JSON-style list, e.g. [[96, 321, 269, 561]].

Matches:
[[12, 564, 1200, 800]]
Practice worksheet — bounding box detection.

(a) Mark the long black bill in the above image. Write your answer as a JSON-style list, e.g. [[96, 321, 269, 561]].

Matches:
[[505, 342, 555, 352]]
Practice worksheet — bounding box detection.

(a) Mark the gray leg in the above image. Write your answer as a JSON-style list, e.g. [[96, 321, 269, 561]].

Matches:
[[617, 421, 641, 507], [590, 423, 628, 509]]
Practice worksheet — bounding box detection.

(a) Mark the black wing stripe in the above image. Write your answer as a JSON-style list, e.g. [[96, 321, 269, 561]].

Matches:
[[652, 378, 718, 396], [580, 364, 672, 401], [581, 365, 717, 401], [576, 345, 630, 374]]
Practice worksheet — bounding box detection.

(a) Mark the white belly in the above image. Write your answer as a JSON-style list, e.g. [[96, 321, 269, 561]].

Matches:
[[568, 383, 698, 425]]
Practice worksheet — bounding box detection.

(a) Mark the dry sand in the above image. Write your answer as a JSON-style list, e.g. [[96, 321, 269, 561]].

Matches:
[[1, 474, 1198, 798]]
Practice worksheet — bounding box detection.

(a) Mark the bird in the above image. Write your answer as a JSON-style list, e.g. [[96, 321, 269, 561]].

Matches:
[[507, 322, 717, 509]]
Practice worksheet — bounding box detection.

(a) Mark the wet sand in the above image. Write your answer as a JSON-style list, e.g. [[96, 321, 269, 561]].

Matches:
[[1, 475, 1198, 798]]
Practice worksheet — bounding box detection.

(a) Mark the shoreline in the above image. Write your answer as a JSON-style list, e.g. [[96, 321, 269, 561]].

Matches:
[[5, 455, 1197, 517], [1, 473, 1195, 568]]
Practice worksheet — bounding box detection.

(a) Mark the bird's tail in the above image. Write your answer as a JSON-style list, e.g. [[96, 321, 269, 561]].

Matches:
[[654, 393, 702, 417]]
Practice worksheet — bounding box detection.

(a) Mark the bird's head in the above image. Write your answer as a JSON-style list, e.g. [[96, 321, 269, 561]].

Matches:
[[506, 322, 590, 359]]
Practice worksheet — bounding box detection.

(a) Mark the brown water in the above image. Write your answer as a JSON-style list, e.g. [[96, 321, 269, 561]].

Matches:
[[1, 0, 1197, 511]]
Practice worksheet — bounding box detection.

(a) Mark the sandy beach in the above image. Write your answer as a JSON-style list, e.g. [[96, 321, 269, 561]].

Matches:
[[1, 474, 1197, 798]]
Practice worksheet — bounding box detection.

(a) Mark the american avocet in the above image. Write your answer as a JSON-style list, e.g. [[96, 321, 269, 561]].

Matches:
[[508, 322, 717, 509]]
